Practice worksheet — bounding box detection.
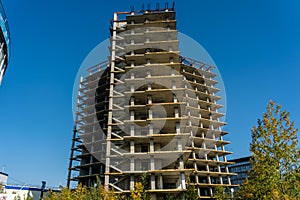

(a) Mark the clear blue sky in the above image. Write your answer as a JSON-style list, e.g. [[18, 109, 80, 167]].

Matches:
[[0, 0, 299, 187]]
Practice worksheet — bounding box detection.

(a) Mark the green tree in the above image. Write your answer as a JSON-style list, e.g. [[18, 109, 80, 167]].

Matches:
[[140, 173, 150, 200], [130, 182, 143, 200], [165, 193, 180, 200], [184, 179, 198, 200], [214, 186, 230, 200], [238, 100, 300, 200], [46, 179, 117, 200], [130, 173, 150, 200]]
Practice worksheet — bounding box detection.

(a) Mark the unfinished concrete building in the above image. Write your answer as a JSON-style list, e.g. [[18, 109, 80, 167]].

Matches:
[[68, 5, 235, 199]]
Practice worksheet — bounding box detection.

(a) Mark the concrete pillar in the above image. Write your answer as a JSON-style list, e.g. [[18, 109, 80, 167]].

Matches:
[[130, 125, 134, 136], [176, 122, 180, 134], [171, 67, 175, 75], [130, 175, 134, 189], [173, 94, 177, 103], [227, 176, 231, 185], [207, 176, 211, 184], [150, 140, 154, 152], [147, 95, 152, 104], [179, 156, 184, 169], [172, 81, 176, 89], [180, 172, 186, 189], [209, 188, 213, 197], [151, 174, 155, 190], [158, 175, 163, 189], [130, 141, 135, 153], [149, 124, 153, 135], [175, 108, 179, 118], [177, 139, 182, 150], [130, 110, 134, 121], [149, 108, 153, 119]]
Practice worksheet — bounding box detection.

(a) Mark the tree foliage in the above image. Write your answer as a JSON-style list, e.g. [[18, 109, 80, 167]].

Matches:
[[214, 186, 230, 200], [238, 100, 300, 200], [46, 181, 115, 200], [184, 178, 198, 200], [46, 175, 152, 200], [130, 173, 150, 200]]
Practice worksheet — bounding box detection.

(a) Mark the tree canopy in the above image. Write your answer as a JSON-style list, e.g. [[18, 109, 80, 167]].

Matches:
[[238, 100, 300, 200]]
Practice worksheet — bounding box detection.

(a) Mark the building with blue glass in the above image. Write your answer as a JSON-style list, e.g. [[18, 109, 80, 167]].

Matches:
[[228, 156, 252, 188], [0, 0, 9, 84]]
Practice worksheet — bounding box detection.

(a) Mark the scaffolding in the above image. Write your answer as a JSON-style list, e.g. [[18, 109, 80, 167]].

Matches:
[[68, 6, 235, 199]]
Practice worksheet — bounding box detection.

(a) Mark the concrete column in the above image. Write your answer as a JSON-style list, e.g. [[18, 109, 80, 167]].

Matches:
[[158, 175, 163, 189], [179, 156, 184, 169], [131, 72, 134, 78], [212, 133, 215, 139], [130, 125, 134, 136], [147, 95, 152, 104], [150, 156, 155, 170], [176, 122, 180, 134], [150, 140, 154, 152], [172, 81, 176, 89], [149, 124, 153, 135], [130, 141, 135, 153], [216, 154, 219, 162], [175, 108, 179, 118], [180, 172, 186, 189], [149, 109, 153, 119], [207, 176, 211, 184], [222, 145, 226, 152], [171, 67, 175, 75], [177, 139, 182, 151], [227, 175, 231, 185], [130, 110, 135, 121], [89, 166, 92, 175], [130, 175, 134, 189], [209, 188, 213, 197], [173, 94, 177, 103], [130, 157, 135, 171], [151, 174, 155, 190]]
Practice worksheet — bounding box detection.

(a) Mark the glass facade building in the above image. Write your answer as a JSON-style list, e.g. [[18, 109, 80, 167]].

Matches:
[[228, 156, 252, 189], [0, 0, 9, 84]]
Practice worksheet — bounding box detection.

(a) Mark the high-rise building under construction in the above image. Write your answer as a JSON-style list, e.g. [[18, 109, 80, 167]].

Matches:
[[68, 5, 235, 199]]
